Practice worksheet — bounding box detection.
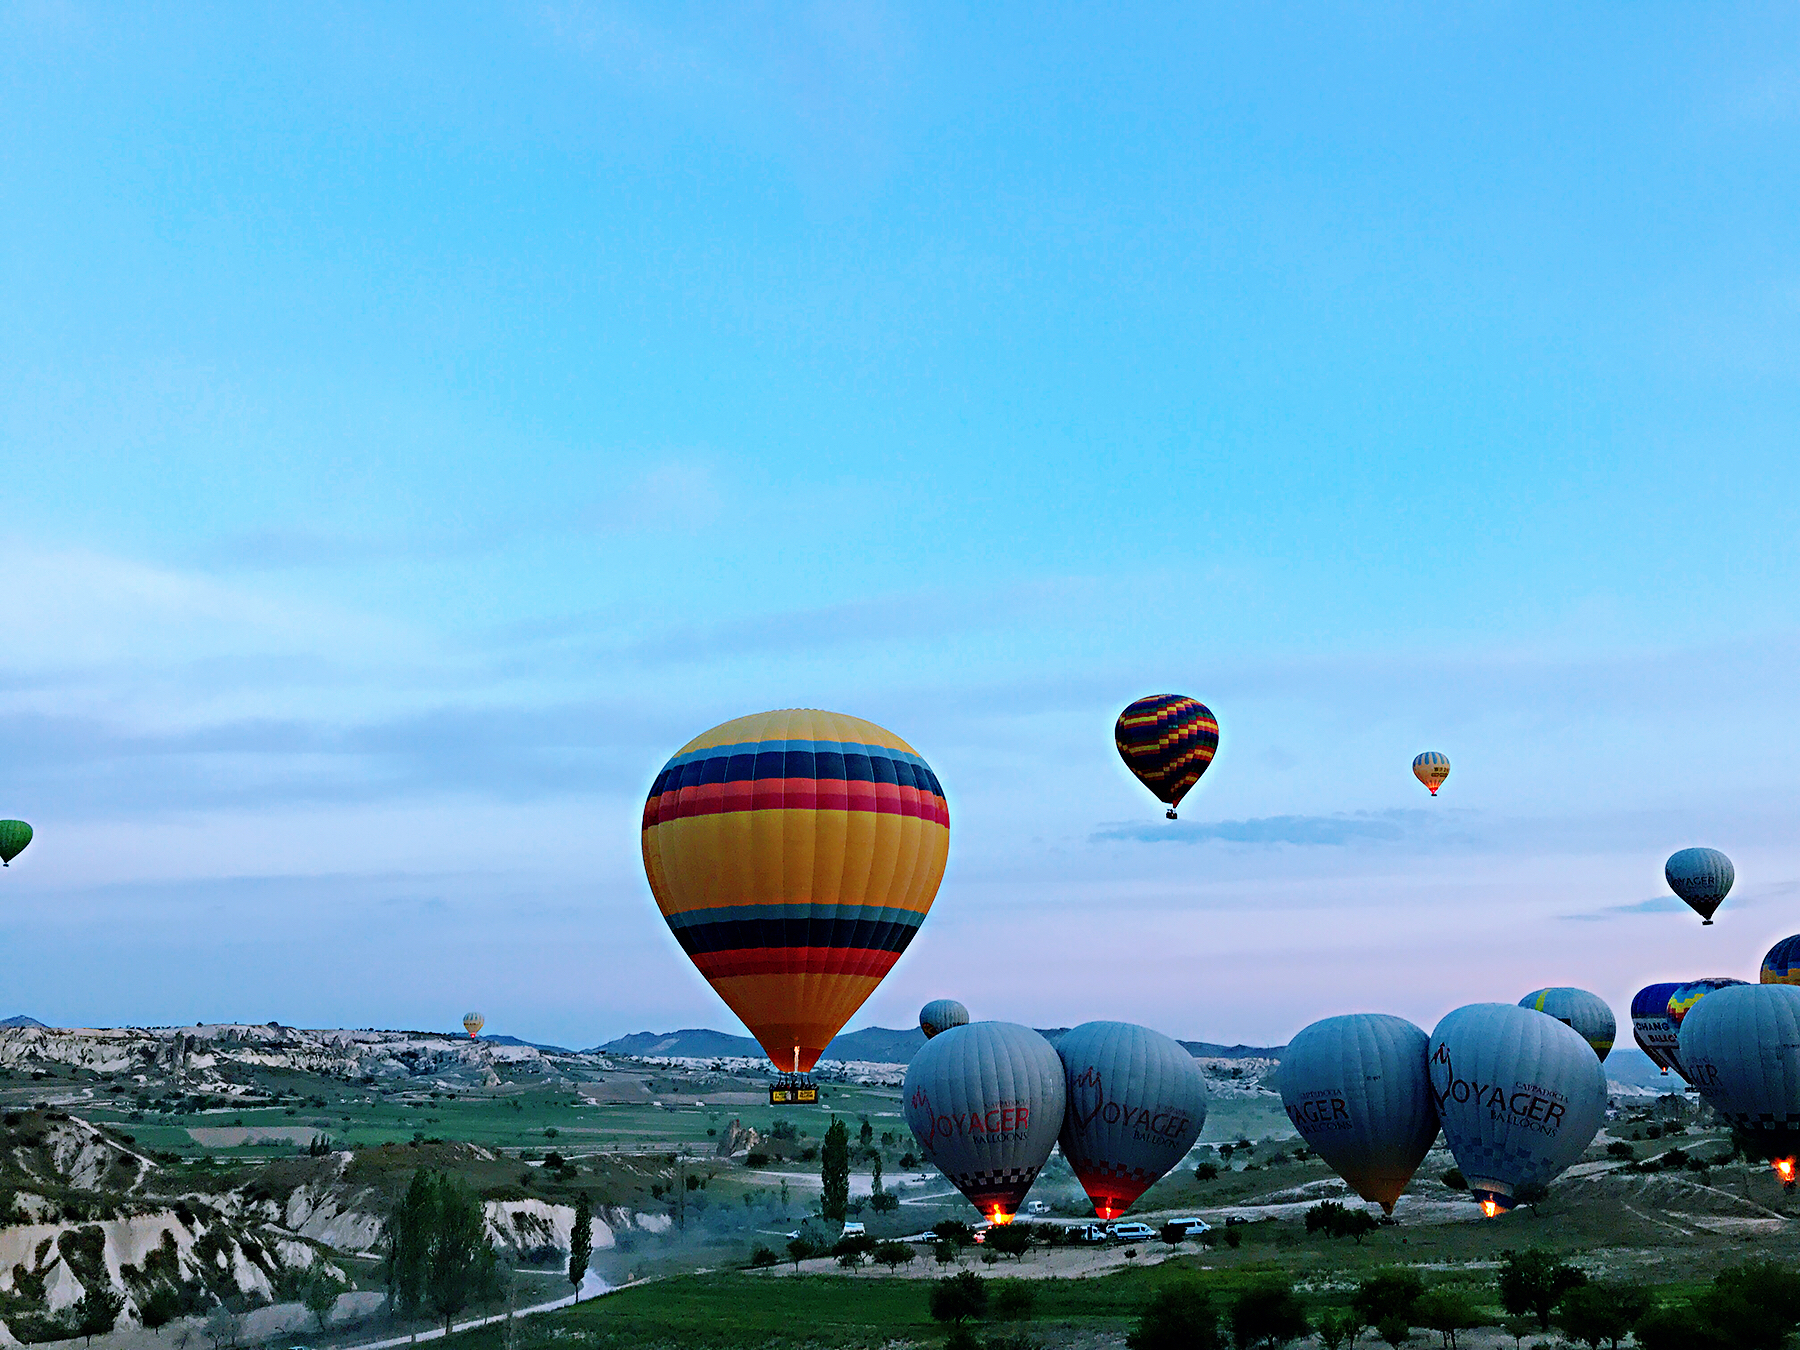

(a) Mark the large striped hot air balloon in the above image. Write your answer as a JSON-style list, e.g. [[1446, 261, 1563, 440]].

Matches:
[[1114, 695, 1218, 820], [642, 709, 950, 1074]]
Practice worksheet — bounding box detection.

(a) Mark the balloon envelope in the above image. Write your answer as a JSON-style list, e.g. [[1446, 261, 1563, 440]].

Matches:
[[1428, 1003, 1607, 1214], [1668, 978, 1747, 1033], [1678, 983, 1800, 1164], [920, 1000, 970, 1040], [0, 821, 31, 866], [1665, 847, 1735, 924], [1762, 937, 1800, 986], [1056, 1021, 1208, 1219], [1518, 988, 1616, 1062], [642, 709, 950, 1073], [1412, 752, 1450, 796], [1114, 695, 1218, 817], [1278, 1013, 1439, 1214], [462, 1012, 485, 1039], [1631, 983, 1687, 1079], [903, 1022, 1065, 1222]]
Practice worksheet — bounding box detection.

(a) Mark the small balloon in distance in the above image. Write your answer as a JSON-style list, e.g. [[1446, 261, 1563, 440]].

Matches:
[[0, 821, 32, 867], [1411, 752, 1450, 796], [919, 999, 969, 1040]]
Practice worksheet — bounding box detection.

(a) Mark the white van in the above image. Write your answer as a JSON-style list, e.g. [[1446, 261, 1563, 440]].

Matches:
[[1165, 1217, 1211, 1236], [840, 1221, 866, 1238], [1105, 1221, 1158, 1241]]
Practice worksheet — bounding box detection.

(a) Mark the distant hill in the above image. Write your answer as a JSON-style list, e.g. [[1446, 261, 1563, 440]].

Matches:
[[0, 1016, 48, 1029], [479, 1034, 573, 1054], [1605, 1046, 1684, 1091], [598, 1025, 1285, 1065], [593, 1029, 763, 1058]]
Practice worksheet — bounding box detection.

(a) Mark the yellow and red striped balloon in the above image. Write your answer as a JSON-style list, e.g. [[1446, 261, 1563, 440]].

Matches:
[[642, 710, 950, 1073]]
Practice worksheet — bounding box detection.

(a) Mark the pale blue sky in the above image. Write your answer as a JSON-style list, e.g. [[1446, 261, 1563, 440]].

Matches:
[[3, 3, 1799, 1047]]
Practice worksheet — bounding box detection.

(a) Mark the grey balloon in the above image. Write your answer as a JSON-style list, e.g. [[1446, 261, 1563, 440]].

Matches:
[[1056, 1021, 1208, 1219], [1678, 982, 1800, 1164], [1428, 1003, 1606, 1214], [1277, 1014, 1438, 1214], [920, 999, 971, 1040], [1665, 846, 1735, 924], [902, 1021, 1066, 1221], [1518, 988, 1616, 1062]]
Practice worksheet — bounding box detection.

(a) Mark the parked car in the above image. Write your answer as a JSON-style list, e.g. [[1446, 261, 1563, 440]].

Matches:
[[1104, 1221, 1158, 1241], [1023, 1200, 1050, 1214], [1072, 1222, 1108, 1243], [1164, 1217, 1211, 1236]]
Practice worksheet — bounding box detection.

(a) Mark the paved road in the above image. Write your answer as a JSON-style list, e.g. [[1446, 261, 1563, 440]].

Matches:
[[332, 1272, 644, 1350]]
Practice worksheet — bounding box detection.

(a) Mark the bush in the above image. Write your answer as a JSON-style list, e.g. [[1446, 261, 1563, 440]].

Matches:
[[1556, 1282, 1651, 1349], [993, 1282, 1036, 1320], [1230, 1277, 1309, 1348], [1441, 1167, 1467, 1190], [1305, 1201, 1377, 1243], [1352, 1269, 1424, 1331], [1193, 1161, 1219, 1181], [1605, 1140, 1635, 1160], [745, 1152, 769, 1167], [1414, 1288, 1487, 1348], [1498, 1248, 1588, 1331], [1127, 1280, 1222, 1350], [986, 1224, 1033, 1260], [748, 1246, 778, 1270], [930, 1271, 989, 1324]]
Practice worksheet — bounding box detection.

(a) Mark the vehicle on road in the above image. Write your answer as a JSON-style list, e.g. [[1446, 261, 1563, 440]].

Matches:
[[1164, 1217, 1211, 1236], [1104, 1221, 1158, 1241], [840, 1221, 866, 1238]]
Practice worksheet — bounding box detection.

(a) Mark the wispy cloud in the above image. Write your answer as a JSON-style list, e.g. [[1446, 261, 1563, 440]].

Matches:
[[1092, 809, 1443, 847]]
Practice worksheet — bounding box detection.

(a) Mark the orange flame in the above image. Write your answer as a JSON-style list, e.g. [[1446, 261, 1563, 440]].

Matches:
[[1775, 1158, 1795, 1184], [1480, 1199, 1500, 1219], [988, 1207, 1014, 1225]]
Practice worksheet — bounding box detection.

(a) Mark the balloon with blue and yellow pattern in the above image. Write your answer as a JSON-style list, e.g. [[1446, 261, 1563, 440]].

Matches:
[[1412, 752, 1450, 796], [1115, 695, 1219, 820], [1762, 936, 1800, 986], [1668, 977, 1747, 1034], [642, 709, 950, 1074]]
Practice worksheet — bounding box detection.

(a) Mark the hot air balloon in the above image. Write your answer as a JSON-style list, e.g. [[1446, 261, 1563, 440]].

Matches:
[[1630, 983, 1687, 1079], [1761, 937, 1800, 986], [462, 1012, 485, 1040], [1518, 988, 1616, 1062], [1411, 753, 1450, 796], [1678, 983, 1800, 1183], [1056, 1022, 1208, 1220], [1665, 847, 1734, 925], [902, 1022, 1065, 1224], [1114, 696, 1218, 820], [0, 821, 32, 867], [642, 709, 950, 1078], [920, 1000, 969, 1041], [1668, 978, 1747, 1033], [1428, 1004, 1607, 1216], [1277, 1014, 1439, 1215]]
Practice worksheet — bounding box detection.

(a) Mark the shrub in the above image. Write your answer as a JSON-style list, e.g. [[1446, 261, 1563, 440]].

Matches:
[[1497, 1248, 1588, 1331], [1605, 1141, 1635, 1160], [1127, 1280, 1221, 1350], [748, 1246, 778, 1270], [1555, 1282, 1651, 1350], [986, 1224, 1033, 1260], [1414, 1288, 1487, 1349], [993, 1282, 1036, 1320], [929, 1271, 989, 1325], [1352, 1268, 1424, 1331], [1193, 1161, 1219, 1181], [1440, 1167, 1467, 1190], [1230, 1277, 1309, 1348]]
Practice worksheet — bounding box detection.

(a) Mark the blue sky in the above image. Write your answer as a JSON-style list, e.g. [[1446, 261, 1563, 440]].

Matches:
[[4, 2, 1799, 1048]]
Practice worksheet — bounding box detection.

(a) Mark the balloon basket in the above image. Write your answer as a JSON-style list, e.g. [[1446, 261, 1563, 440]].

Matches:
[[769, 1073, 817, 1106]]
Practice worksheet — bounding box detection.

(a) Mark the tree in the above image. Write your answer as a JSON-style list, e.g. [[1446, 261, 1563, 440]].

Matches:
[[1373, 1313, 1412, 1347], [202, 1304, 241, 1350], [1193, 1161, 1219, 1181], [140, 1285, 183, 1334], [1555, 1282, 1652, 1350], [72, 1283, 124, 1346], [1497, 1248, 1588, 1331], [832, 1233, 875, 1270], [933, 1219, 977, 1247], [929, 1271, 990, 1325], [933, 1239, 958, 1267], [986, 1224, 1033, 1261], [422, 1173, 503, 1334], [1689, 1260, 1800, 1350], [749, 1246, 779, 1270], [303, 1269, 341, 1333], [872, 1240, 913, 1271], [1159, 1221, 1186, 1250], [1632, 1303, 1707, 1350], [1414, 1288, 1486, 1349], [821, 1118, 851, 1222], [786, 1236, 821, 1271], [1231, 1278, 1310, 1348], [1352, 1268, 1425, 1333], [1316, 1309, 1364, 1350], [383, 1168, 437, 1319], [1127, 1280, 1223, 1350], [1306, 1201, 1378, 1244], [568, 1191, 592, 1301], [994, 1282, 1036, 1320]]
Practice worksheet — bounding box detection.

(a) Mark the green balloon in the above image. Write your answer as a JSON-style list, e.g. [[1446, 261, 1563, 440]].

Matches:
[[0, 821, 32, 866]]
